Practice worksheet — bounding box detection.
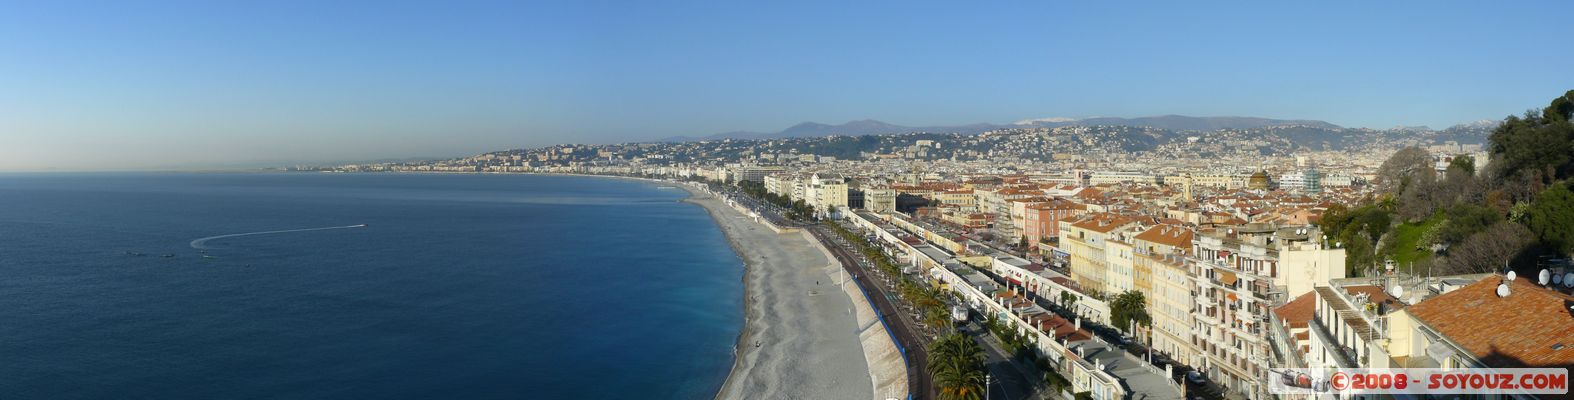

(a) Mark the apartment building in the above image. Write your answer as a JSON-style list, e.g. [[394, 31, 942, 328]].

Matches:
[[809, 173, 848, 217], [863, 187, 896, 213], [763, 174, 796, 197], [1089, 171, 1162, 186], [933, 190, 977, 212], [1132, 225, 1198, 365], [1188, 224, 1345, 400], [1060, 213, 1141, 295], [1023, 200, 1088, 249], [977, 187, 1040, 243], [731, 165, 785, 183]]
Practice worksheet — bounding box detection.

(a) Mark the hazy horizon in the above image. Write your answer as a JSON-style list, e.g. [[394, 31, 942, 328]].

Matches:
[[3, 1, 1572, 171]]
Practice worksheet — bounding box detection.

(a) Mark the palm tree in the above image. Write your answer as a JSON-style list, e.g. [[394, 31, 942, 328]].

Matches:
[[928, 333, 987, 400], [925, 305, 952, 330], [1378, 194, 1398, 212]]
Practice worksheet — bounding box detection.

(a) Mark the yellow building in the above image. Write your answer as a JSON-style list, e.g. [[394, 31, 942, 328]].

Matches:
[[1060, 213, 1140, 296]]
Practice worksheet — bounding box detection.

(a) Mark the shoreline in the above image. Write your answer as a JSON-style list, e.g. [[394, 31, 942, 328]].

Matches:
[[668, 183, 874, 399], [273, 171, 877, 398], [673, 186, 760, 400]]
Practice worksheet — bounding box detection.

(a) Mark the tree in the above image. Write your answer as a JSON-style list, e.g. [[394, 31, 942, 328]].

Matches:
[[1438, 156, 1487, 206], [1110, 291, 1150, 333], [929, 333, 987, 400], [1437, 203, 1502, 245], [926, 305, 953, 330], [1488, 90, 1574, 184], [1343, 235, 1376, 277], [1376, 146, 1435, 195], [1441, 222, 1534, 274], [1045, 369, 1070, 391], [1526, 182, 1574, 254], [1059, 291, 1078, 310], [1350, 206, 1393, 245], [1448, 155, 1477, 176], [1397, 179, 1440, 222]]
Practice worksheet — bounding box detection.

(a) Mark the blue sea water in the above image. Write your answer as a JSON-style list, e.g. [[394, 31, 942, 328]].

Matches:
[[0, 173, 744, 399]]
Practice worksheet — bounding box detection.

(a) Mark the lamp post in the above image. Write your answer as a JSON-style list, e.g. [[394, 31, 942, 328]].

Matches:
[[985, 373, 992, 400]]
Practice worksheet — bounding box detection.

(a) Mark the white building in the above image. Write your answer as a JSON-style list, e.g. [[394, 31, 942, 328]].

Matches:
[[1089, 171, 1161, 186], [809, 173, 848, 217], [1189, 224, 1345, 400], [864, 187, 897, 213]]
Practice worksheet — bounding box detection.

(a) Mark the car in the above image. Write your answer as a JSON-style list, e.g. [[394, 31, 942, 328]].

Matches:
[[1186, 371, 1207, 384]]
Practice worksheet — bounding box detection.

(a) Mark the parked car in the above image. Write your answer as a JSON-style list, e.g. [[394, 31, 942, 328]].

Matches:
[[1186, 371, 1207, 384]]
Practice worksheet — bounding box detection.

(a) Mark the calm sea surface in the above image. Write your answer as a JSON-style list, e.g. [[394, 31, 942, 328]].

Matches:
[[0, 173, 744, 399]]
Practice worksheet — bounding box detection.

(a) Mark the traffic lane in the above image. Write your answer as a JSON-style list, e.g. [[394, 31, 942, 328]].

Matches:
[[962, 321, 1038, 400]]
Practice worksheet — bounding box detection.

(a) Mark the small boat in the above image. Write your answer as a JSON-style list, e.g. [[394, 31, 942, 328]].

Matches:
[[161, 254, 176, 258], [202, 255, 218, 259]]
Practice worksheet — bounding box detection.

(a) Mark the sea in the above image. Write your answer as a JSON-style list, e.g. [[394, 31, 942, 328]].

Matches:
[[0, 173, 745, 399]]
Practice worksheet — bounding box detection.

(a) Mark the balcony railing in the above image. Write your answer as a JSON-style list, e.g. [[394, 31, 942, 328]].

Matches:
[[1308, 313, 1360, 367]]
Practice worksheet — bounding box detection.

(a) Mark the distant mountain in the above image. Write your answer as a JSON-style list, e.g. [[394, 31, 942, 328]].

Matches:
[[1434, 119, 1499, 144], [660, 115, 1347, 142], [661, 119, 1003, 141], [1019, 115, 1343, 131], [778, 119, 913, 137], [1446, 119, 1500, 131]]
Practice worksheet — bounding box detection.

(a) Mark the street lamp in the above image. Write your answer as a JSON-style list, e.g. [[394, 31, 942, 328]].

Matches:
[[985, 373, 992, 400]]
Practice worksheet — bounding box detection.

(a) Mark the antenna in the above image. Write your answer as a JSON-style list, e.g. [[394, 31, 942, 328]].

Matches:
[[1496, 283, 1510, 297], [1540, 269, 1551, 286]]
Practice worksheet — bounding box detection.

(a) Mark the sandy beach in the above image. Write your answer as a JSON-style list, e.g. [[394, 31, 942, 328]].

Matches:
[[677, 186, 874, 400]]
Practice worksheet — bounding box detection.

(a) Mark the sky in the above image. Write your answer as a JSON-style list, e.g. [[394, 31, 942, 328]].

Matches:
[[1, 1, 1572, 171]]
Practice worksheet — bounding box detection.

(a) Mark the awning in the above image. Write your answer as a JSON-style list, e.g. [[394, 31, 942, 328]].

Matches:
[[1218, 270, 1238, 285], [1227, 292, 1238, 302], [1426, 341, 1457, 363]]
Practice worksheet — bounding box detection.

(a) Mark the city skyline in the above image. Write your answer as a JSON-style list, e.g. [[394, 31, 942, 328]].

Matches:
[[3, 1, 1573, 171]]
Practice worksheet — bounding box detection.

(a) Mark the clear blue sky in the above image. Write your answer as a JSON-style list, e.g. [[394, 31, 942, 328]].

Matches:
[[2, 1, 1571, 170]]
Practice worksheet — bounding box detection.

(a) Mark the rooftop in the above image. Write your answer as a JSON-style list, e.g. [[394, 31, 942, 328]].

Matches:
[[1406, 275, 1574, 368], [1274, 291, 1317, 329]]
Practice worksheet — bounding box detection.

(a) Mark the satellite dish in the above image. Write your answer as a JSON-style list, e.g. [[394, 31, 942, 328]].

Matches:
[[1556, 273, 1565, 285], [1496, 284, 1511, 297], [1389, 285, 1404, 298], [1540, 269, 1552, 285], [1565, 273, 1574, 288], [1505, 271, 1517, 281]]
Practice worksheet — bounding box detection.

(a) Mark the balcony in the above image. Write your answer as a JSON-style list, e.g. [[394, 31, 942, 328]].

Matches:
[[1308, 313, 1360, 368]]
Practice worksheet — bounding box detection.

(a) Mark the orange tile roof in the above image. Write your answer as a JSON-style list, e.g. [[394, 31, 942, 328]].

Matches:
[[1275, 292, 1317, 329], [1071, 213, 1137, 233], [1406, 275, 1574, 368], [1134, 224, 1193, 249]]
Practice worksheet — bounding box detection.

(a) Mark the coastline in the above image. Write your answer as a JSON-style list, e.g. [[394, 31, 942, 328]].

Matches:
[[278, 171, 884, 398], [670, 184, 874, 399]]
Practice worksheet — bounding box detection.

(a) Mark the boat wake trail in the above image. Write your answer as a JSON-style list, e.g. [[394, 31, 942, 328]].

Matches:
[[190, 224, 368, 249]]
